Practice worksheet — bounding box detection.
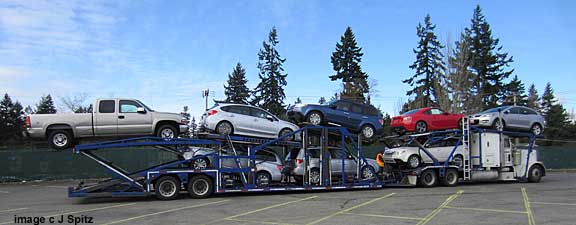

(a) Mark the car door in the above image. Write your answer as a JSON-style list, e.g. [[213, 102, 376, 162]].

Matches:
[[326, 101, 352, 126], [117, 100, 153, 135], [93, 100, 118, 136], [223, 106, 252, 134], [347, 103, 364, 128], [503, 107, 522, 128], [250, 107, 278, 137], [426, 108, 443, 130], [518, 107, 536, 128]]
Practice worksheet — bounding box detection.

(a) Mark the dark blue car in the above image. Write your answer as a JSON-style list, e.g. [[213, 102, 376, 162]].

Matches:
[[287, 100, 384, 139]]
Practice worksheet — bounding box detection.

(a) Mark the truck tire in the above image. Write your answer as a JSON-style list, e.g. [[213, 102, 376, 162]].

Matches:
[[528, 165, 544, 183], [419, 169, 437, 188], [188, 175, 213, 199], [157, 124, 178, 139], [154, 176, 181, 200], [49, 130, 74, 150], [441, 169, 459, 187]]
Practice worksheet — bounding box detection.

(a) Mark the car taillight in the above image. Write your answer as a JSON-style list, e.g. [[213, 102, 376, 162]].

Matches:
[[296, 159, 304, 164], [277, 165, 283, 171], [25, 116, 31, 128], [207, 109, 218, 116], [379, 119, 384, 125]]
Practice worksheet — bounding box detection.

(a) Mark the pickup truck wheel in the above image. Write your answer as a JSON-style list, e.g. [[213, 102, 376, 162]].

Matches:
[[157, 125, 178, 139], [419, 169, 437, 188], [154, 176, 181, 200], [49, 130, 74, 150], [188, 175, 213, 199]]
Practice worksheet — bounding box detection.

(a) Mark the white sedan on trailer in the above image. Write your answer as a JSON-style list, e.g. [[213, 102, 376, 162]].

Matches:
[[383, 137, 464, 168]]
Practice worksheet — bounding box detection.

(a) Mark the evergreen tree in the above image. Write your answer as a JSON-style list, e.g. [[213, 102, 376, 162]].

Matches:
[[403, 15, 446, 109], [330, 27, 369, 102], [251, 27, 288, 117], [446, 32, 481, 114], [318, 97, 326, 105], [180, 106, 191, 137], [527, 83, 540, 110], [224, 63, 250, 103], [540, 82, 555, 116], [294, 97, 302, 104], [466, 5, 514, 109], [0, 93, 24, 139], [24, 105, 34, 114], [36, 94, 57, 114], [502, 75, 527, 106]]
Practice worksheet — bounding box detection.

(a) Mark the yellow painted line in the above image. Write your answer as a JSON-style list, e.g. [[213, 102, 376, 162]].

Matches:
[[531, 201, 576, 206], [417, 190, 463, 225], [103, 199, 229, 225], [0, 208, 28, 213], [204, 196, 317, 225], [0, 203, 135, 225], [306, 192, 396, 225], [343, 212, 423, 221], [226, 217, 298, 225], [443, 205, 527, 214], [522, 187, 536, 225]]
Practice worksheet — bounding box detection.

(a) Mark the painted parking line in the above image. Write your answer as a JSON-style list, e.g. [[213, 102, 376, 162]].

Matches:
[[522, 187, 536, 225], [0, 208, 28, 213], [531, 201, 576, 206], [0, 203, 136, 225], [102, 199, 229, 225], [205, 196, 318, 225], [226, 217, 298, 225], [416, 190, 463, 225], [443, 205, 527, 214], [342, 212, 424, 221], [306, 192, 396, 225]]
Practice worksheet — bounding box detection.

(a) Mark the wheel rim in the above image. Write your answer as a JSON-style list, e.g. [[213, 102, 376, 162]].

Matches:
[[217, 123, 232, 135], [193, 159, 207, 169], [532, 125, 541, 135], [159, 180, 177, 197], [280, 129, 293, 140], [161, 128, 174, 138], [52, 133, 68, 147], [447, 172, 456, 184], [424, 173, 434, 184], [453, 156, 463, 167], [362, 126, 374, 138], [495, 120, 503, 130], [532, 168, 541, 178], [362, 167, 374, 179], [310, 170, 320, 184], [408, 156, 419, 168], [192, 179, 209, 196], [308, 113, 321, 125], [257, 174, 270, 186], [416, 122, 427, 133]]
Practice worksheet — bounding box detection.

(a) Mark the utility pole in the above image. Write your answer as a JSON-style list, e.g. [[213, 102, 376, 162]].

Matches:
[[202, 89, 210, 111]]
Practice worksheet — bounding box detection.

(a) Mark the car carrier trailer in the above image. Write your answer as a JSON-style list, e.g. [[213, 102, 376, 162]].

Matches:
[[68, 126, 384, 200], [381, 117, 546, 187]]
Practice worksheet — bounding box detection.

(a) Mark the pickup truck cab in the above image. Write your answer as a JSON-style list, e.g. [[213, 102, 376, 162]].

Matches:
[[24, 98, 188, 149]]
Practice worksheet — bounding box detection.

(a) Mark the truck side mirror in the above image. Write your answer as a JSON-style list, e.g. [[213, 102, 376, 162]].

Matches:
[[137, 107, 146, 114]]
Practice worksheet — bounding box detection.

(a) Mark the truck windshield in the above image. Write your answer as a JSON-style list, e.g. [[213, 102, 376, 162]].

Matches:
[[137, 100, 154, 112]]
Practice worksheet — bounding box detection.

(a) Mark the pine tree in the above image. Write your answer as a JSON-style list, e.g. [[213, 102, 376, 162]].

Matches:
[[446, 32, 481, 114], [466, 5, 514, 109], [403, 15, 447, 109], [318, 97, 326, 105], [36, 94, 57, 114], [251, 27, 288, 117], [527, 83, 540, 110], [330, 27, 369, 103], [224, 63, 250, 104], [0, 93, 24, 139], [540, 82, 555, 116], [501, 75, 527, 106], [24, 105, 34, 114]]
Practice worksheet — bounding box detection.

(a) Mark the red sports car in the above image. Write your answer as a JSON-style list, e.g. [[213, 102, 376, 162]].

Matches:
[[391, 107, 464, 134]]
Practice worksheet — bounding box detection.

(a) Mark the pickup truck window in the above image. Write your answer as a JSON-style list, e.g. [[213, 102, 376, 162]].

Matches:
[[99, 100, 115, 113], [120, 100, 141, 113]]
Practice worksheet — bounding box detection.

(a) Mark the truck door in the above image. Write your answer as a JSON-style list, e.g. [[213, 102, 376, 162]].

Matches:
[[94, 100, 118, 136], [117, 100, 153, 135]]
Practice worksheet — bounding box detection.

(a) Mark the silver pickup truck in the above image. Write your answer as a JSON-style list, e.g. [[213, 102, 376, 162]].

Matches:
[[24, 98, 188, 149]]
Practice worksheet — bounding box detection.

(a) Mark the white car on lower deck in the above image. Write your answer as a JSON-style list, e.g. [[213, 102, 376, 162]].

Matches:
[[383, 137, 465, 168]]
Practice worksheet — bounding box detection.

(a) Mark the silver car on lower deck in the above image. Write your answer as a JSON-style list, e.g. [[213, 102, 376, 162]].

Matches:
[[470, 106, 546, 135]]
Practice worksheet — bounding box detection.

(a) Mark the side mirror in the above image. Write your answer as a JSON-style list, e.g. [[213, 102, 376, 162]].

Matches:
[[503, 110, 509, 114], [137, 107, 146, 113], [266, 115, 274, 121]]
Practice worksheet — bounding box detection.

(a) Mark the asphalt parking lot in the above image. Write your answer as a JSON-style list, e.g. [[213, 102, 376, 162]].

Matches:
[[0, 172, 575, 225]]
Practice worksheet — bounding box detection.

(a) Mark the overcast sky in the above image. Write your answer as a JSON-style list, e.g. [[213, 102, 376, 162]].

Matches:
[[1, 0, 575, 118]]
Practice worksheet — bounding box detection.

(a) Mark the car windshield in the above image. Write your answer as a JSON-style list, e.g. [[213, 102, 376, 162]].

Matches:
[[402, 109, 419, 115], [481, 107, 510, 114]]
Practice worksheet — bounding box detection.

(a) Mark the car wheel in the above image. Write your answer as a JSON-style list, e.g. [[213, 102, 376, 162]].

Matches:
[[49, 130, 74, 150], [306, 111, 323, 125], [157, 124, 178, 139], [528, 165, 544, 183], [192, 157, 210, 169], [492, 119, 504, 131], [452, 154, 464, 167], [309, 168, 321, 185], [419, 169, 437, 188], [279, 128, 294, 141], [416, 121, 428, 133], [407, 154, 421, 168], [530, 124, 543, 136], [360, 124, 375, 139], [188, 175, 213, 199], [457, 118, 464, 129], [215, 121, 233, 135], [441, 169, 459, 187], [154, 176, 181, 200], [361, 166, 376, 180], [256, 172, 272, 188]]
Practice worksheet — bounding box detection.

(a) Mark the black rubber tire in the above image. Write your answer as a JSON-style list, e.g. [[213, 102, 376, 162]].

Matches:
[[188, 175, 214, 199], [157, 124, 178, 139], [279, 128, 294, 141], [360, 166, 376, 180], [309, 168, 321, 185], [306, 111, 323, 125], [48, 130, 74, 150], [419, 169, 438, 188], [407, 154, 421, 169], [452, 154, 464, 167], [492, 119, 505, 131], [360, 124, 376, 139], [256, 172, 272, 188], [441, 169, 459, 187], [528, 165, 544, 183], [416, 121, 428, 133], [215, 121, 233, 135], [191, 157, 210, 169], [154, 176, 181, 200], [530, 123, 543, 136]]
